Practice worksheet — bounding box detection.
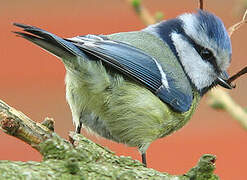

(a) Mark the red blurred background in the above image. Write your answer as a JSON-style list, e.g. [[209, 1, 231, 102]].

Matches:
[[0, 0, 246, 179]]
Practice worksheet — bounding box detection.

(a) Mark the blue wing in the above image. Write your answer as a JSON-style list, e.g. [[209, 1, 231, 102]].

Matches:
[[68, 35, 193, 112], [13, 23, 193, 112]]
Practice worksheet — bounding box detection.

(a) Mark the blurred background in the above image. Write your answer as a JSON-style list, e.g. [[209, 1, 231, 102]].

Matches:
[[0, 0, 246, 179]]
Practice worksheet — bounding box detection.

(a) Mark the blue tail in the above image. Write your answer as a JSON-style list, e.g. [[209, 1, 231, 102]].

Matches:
[[13, 23, 85, 59]]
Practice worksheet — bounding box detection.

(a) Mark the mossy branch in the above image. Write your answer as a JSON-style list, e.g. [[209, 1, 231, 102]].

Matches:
[[0, 99, 52, 150], [0, 0, 245, 179], [0, 99, 219, 179]]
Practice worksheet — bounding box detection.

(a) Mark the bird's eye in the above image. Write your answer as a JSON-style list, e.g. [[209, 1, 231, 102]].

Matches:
[[200, 49, 213, 60]]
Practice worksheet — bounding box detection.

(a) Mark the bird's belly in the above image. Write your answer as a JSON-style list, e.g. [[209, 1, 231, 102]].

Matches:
[[65, 61, 200, 149], [79, 113, 120, 143]]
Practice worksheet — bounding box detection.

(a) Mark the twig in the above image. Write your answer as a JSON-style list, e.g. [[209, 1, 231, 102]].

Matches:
[[208, 89, 247, 130], [199, 0, 204, 10], [125, 0, 156, 25], [228, 9, 247, 37], [0, 99, 52, 149], [227, 66, 247, 84]]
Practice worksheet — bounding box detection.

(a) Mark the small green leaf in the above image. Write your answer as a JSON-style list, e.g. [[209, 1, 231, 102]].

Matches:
[[132, 0, 141, 9], [209, 101, 225, 110], [155, 11, 164, 22]]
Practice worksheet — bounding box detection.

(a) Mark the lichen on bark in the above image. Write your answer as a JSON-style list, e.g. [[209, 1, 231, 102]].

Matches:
[[0, 99, 219, 179]]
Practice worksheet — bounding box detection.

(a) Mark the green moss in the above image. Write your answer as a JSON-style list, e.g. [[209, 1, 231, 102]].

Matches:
[[0, 133, 219, 179], [185, 154, 219, 180]]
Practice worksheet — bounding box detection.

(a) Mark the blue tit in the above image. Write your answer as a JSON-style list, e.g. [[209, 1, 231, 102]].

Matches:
[[13, 10, 232, 166]]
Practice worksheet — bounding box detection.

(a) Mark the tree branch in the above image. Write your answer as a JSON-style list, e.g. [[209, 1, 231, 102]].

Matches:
[[0, 99, 219, 179], [1, 0, 245, 178], [0, 99, 51, 150]]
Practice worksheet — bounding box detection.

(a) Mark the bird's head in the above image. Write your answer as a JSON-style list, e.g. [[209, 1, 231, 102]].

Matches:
[[145, 10, 233, 95], [172, 10, 232, 94]]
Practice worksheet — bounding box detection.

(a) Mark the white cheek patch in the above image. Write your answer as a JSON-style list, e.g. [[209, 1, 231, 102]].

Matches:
[[171, 32, 217, 90], [179, 13, 231, 73]]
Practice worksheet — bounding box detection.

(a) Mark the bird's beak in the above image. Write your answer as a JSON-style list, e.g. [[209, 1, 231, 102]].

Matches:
[[217, 71, 233, 89]]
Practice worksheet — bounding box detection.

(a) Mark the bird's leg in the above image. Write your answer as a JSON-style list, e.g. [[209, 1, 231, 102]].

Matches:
[[141, 153, 147, 167], [75, 121, 82, 134], [69, 122, 82, 145]]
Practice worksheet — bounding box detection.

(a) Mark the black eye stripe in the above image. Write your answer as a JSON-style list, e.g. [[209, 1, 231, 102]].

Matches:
[[200, 49, 213, 60], [182, 34, 220, 73]]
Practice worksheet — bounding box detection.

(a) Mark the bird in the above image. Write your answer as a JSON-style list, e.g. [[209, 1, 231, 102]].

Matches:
[[13, 9, 233, 167]]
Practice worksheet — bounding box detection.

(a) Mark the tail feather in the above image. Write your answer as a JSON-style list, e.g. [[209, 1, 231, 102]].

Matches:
[[14, 31, 73, 59], [13, 23, 85, 59]]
